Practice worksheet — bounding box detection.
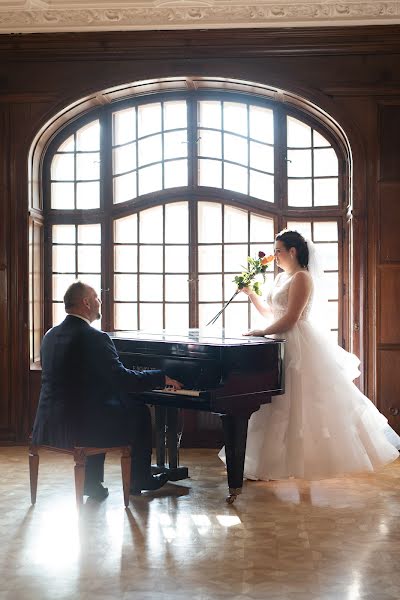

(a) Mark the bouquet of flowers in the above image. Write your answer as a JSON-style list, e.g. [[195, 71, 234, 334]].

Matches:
[[206, 251, 275, 326]]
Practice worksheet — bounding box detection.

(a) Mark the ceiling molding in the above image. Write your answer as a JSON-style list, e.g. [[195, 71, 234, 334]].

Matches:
[[0, 1, 400, 33]]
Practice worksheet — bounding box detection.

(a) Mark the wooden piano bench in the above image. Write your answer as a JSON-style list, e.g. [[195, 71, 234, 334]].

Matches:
[[28, 444, 131, 509]]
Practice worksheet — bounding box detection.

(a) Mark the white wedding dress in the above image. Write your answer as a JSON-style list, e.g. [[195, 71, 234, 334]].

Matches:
[[220, 271, 400, 480]]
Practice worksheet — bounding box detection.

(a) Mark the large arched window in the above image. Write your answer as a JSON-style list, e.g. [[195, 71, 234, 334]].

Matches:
[[30, 83, 348, 362]]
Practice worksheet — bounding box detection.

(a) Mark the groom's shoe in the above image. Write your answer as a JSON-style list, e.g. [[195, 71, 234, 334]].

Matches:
[[130, 473, 168, 495], [83, 482, 109, 501]]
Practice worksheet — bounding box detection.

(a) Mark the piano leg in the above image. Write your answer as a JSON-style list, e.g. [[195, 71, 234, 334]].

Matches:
[[220, 414, 249, 504]]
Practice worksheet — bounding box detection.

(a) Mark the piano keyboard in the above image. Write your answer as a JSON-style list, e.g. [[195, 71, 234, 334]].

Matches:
[[155, 388, 202, 397]]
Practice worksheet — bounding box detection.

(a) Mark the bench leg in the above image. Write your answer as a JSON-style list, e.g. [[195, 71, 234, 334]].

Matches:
[[121, 446, 131, 508], [73, 449, 86, 508], [29, 446, 39, 505]]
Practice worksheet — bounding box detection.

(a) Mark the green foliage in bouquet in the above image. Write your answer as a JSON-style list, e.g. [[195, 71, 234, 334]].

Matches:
[[233, 252, 275, 296]]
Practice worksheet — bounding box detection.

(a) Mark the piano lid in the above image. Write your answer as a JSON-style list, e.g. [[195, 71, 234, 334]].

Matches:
[[109, 328, 284, 347]]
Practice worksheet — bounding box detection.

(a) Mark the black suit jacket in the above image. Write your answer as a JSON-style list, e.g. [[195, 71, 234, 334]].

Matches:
[[32, 315, 165, 448]]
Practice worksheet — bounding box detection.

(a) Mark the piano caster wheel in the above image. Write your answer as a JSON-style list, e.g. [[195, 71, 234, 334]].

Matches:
[[226, 487, 242, 504]]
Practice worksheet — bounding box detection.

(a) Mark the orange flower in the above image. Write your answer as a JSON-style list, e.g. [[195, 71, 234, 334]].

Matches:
[[261, 255, 274, 266]]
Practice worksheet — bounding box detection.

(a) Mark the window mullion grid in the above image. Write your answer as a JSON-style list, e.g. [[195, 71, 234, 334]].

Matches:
[[221, 203, 225, 329], [188, 97, 197, 188], [247, 211, 251, 330], [188, 198, 198, 328], [247, 104, 250, 197], [137, 212, 141, 329], [275, 105, 286, 211], [221, 101, 225, 190], [163, 203, 166, 329], [311, 128, 315, 208], [102, 110, 113, 331]]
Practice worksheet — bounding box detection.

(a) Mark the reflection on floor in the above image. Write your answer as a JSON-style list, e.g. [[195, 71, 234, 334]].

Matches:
[[1, 446, 400, 599]]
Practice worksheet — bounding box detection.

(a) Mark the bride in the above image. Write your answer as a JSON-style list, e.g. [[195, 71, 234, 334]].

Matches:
[[220, 229, 400, 481]]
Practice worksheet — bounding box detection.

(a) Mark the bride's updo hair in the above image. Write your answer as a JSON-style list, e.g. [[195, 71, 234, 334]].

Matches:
[[275, 229, 309, 268]]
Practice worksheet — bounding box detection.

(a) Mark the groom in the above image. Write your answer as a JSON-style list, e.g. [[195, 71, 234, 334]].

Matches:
[[32, 281, 182, 500]]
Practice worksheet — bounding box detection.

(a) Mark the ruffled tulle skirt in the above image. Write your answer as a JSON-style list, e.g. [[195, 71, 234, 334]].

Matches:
[[219, 320, 400, 480]]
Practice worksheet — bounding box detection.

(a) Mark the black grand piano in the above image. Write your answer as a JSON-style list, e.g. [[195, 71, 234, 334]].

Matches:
[[111, 329, 285, 503]]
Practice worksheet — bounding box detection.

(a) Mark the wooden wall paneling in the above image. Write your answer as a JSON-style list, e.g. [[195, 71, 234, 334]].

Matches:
[[379, 268, 400, 345], [379, 184, 400, 263], [378, 349, 400, 431], [379, 105, 400, 182], [0, 105, 13, 441]]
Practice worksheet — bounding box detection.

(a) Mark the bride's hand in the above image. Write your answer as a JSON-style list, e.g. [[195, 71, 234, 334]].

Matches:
[[243, 329, 266, 337], [239, 287, 255, 297]]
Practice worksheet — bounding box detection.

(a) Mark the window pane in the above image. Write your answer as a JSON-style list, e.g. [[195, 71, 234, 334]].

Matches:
[[138, 164, 162, 196], [313, 130, 330, 147], [140, 206, 163, 243], [199, 303, 222, 328], [198, 245, 222, 272], [287, 149, 312, 177], [286, 221, 312, 240], [139, 274, 163, 301], [250, 171, 274, 202], [198, 101, 221, 129], [76, 152, 100, 180], [250, 214, 274, 243], [317, 242, 338, 270], [198, 159, 222, 188], [114, 274, 137, 301], [165, 275, 189, 302], [287, 117, 311, 147], [76, 121, 100, 151], [114, 214, 137, 243], [224, 205, 248, 243], [52, 274, 76, 301], [58, 136, 74, 152], [165, 304, 189, 330], [51, 154, 74, 181], [224, 274, 242, 301], [224, 163, 247, 195], [138, 134, 162, 167], [224, 303, 248, 333], [52, 302, 66, 326], [164, 100, 187, 130], [78, 246, 101, 273], [51, 182, 75, 209], [78, 224, 101, 244], [78, 274, 101, 296], [288, 179, 312, 207], [313, 221, 338, 242], [53, 246, 75, 272], [198, 202, 222, 243], [251, 302, 266, 329], [165, 202, 188, 244], [198, 130, 222, 159], [327, 301, 339, 329], [164, 159, 188, 188], [199, 274, 222, 301], [113, 143, 136, 175], [249, 106, 273, 144], [139, 246, 163, 273], [165, 246, 189, 273], [224, 244, 248, 272], [223, 102, 247, 136], [113, 108, 136, 146], [114, 245, 138, 272], [138, 103, 161, 137], [164, 131, 187, 160], [314, 148, 338, 177], [76, 181, 100, 209], [224, 133, 248, 166], [139, 303, 163, 331], [324, 272, 339, 300], [249, 142, 274, 173], [115, 303, 137, 330], [53, 224, 75, 244], [314, 178, 338, 206], [113, 172, 137, 203]]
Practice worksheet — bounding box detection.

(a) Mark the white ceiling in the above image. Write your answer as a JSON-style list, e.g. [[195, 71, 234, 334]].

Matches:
[[0, 1, 399, 33]]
